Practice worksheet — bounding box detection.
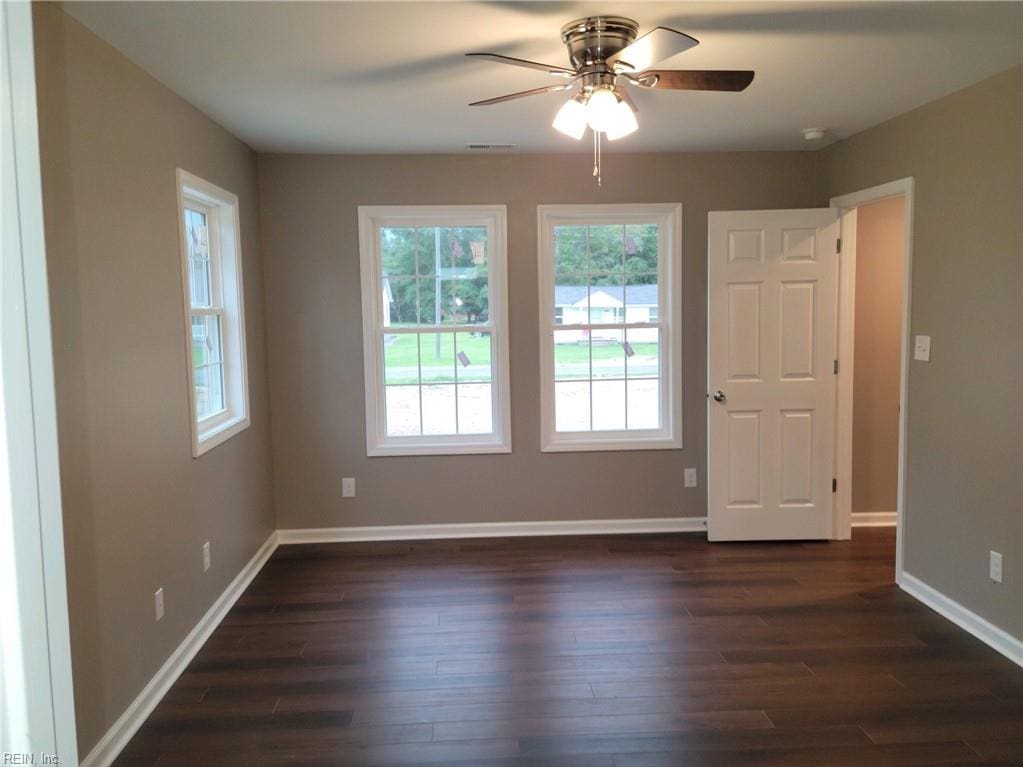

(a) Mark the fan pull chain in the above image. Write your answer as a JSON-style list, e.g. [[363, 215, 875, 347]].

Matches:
[[592, 130, 602, 187]]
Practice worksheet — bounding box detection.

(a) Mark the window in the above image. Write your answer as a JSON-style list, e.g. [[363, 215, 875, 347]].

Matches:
[[358, 206, 510, 456], [538, 204, 682, 451], [176, 170, 249, 456]]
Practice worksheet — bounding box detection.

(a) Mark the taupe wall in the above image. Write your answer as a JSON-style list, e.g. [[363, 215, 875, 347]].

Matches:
[[826, 66, 1023, 640], [33, 6, 276, 756], [852, 197, 905, 515], [257, 152, 826, 529]]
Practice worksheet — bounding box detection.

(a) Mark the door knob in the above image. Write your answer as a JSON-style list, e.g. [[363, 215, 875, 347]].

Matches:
[[712, 389, 727, 403]]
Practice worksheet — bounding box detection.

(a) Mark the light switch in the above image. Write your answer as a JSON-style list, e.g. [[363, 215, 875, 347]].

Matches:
[[684, 468, 698, 488], [913, 335, 931, 362]]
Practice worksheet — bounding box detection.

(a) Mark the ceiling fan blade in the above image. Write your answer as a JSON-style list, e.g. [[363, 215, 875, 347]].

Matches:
[[638, 70, 755, 92], [607, 27, 699, 73], [469, 83, 572, 107], [466, 53, 575, 77]]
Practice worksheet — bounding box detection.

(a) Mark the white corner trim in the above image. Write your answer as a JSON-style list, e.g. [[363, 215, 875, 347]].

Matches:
[[851, 511, 897, 527], [900, 570, 1023, 669], [80, 531, 279, 767], [277, 517, 707, 544]]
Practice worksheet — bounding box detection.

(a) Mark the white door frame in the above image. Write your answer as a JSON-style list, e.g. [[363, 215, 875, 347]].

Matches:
[[1, 1, 79, 762], [830, 177, 914, 581]]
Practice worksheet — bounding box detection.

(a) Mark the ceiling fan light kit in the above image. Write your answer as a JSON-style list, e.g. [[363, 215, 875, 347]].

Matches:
[[467, 16, 755, 185], [552, 96, 587, 140]]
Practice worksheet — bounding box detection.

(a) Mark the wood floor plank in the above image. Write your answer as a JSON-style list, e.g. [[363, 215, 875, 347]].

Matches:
[[109, 528, 1023, 767]]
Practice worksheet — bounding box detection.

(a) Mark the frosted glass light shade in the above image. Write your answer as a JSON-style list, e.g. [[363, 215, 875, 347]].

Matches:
[[605, 99, 638, 140], [552, 98, 586, 140], [585, 87, 620, 132]]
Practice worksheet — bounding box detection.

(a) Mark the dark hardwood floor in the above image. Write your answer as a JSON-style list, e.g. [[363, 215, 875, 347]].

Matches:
[[113, 527, 1023, 766]]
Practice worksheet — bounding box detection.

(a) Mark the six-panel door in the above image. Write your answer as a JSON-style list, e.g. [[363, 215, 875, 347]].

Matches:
[[708, 209, 840, 541]]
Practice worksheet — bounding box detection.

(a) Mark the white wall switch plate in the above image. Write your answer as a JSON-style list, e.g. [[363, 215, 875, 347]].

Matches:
[[684, 468, 698, 488], [154, 588, 164, 621], [342, 477, 356, 498], [990, 551, 1003, 583], [202, 541, 211, 572], [913, 334, 931, 362]]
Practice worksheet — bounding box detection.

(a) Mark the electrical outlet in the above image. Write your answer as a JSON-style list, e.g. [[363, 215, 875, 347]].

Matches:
[[154, 588, 165, 621], [342, 477, 356, 498], [913, 335, 931, 362], [990, 551, 1003, 583], [202, 541, 211, 572], [684, 468, 698, 488]]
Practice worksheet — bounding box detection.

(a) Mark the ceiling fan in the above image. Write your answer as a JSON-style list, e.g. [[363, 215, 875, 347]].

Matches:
[[466, 16, 754, 183]]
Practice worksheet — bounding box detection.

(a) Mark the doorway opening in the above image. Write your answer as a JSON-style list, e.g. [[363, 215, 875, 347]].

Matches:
[[832, 178, 914, 580]]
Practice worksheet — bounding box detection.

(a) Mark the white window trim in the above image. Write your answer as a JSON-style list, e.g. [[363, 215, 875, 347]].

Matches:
[[176, 169, 250, 457], [537, 203, 683, 452], [358, 205, 511, 457]]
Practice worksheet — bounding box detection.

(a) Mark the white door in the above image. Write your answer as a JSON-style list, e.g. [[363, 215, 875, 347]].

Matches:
[[708, 209, 840, 541]]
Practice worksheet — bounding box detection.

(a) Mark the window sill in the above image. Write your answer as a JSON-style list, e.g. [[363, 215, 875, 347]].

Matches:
[[368, 438, 511, 457], [194, 414, 250, 457], [541, 434, 682, 453]]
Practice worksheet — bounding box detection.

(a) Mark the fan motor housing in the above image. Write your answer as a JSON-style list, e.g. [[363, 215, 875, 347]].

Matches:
[[560, 16, 639, 70]]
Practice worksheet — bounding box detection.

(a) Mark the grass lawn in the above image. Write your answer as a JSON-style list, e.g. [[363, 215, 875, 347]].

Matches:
[[383, 332, 657, 364]]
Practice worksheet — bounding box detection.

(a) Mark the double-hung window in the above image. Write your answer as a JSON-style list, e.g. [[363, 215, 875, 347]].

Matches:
[[538, 204, 682, 451], [176, 170, 249, 456], [358, 206, 511, 456]]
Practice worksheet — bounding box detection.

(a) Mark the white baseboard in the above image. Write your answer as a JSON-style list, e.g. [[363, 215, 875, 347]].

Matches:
[[80, 531, 279, 767], [277, 516, 707, 544], [851, 511, 897, 527], [899, 570, 1023, 668]]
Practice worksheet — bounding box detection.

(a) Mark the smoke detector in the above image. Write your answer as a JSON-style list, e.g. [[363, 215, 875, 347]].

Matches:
[[802, 127, 828, 141]]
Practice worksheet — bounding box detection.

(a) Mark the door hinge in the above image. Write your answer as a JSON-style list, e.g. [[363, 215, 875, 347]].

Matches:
[[833, 359, 839, 375], [832, 478, 838, 493], [836, 237, 842, 253]]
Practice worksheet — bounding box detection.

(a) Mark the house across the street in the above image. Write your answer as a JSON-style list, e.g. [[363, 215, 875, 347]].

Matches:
[[554, 284, 659, 342]]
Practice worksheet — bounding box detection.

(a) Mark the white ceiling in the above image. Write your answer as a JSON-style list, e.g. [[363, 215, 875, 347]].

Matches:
[[63, 1, 1023, 154]]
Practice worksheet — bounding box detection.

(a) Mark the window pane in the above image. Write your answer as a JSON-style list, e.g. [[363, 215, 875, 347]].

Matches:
[[385, 385, 421, 436], [592, 380, 626, 431], [589, 224, 625, 273], [554, 330, 588, 381], [589, 274, 625, 325], [185, 208, 212, 308], [554, 225, 588, 275], [194, 365, 210, 420], [554, 273, 589, 326], [416, 228, 436, 276], [457, 383, 492, 435], [419, 333, 455, 383], [455, 332, 491, 383], [384, 334, 419, 385], [626, 328, 660, 379], [450, 226, 488, 270], [456, 277, 489, 324], [625, 224, 659, 273], [381, 227, 417, 277], [422, 384, 457, 435], [417, 278, 438, 324], [194, 362, 224, 419], [591, 331, 625, 379], [189, 258, 212, 308], [191, 314, 222, 366], [440, 280, 465, 325], [624, 278, 658, 323], [384, 277, 417, 326], [627, 379, 660, 430], [555, 381, 590, 432]]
